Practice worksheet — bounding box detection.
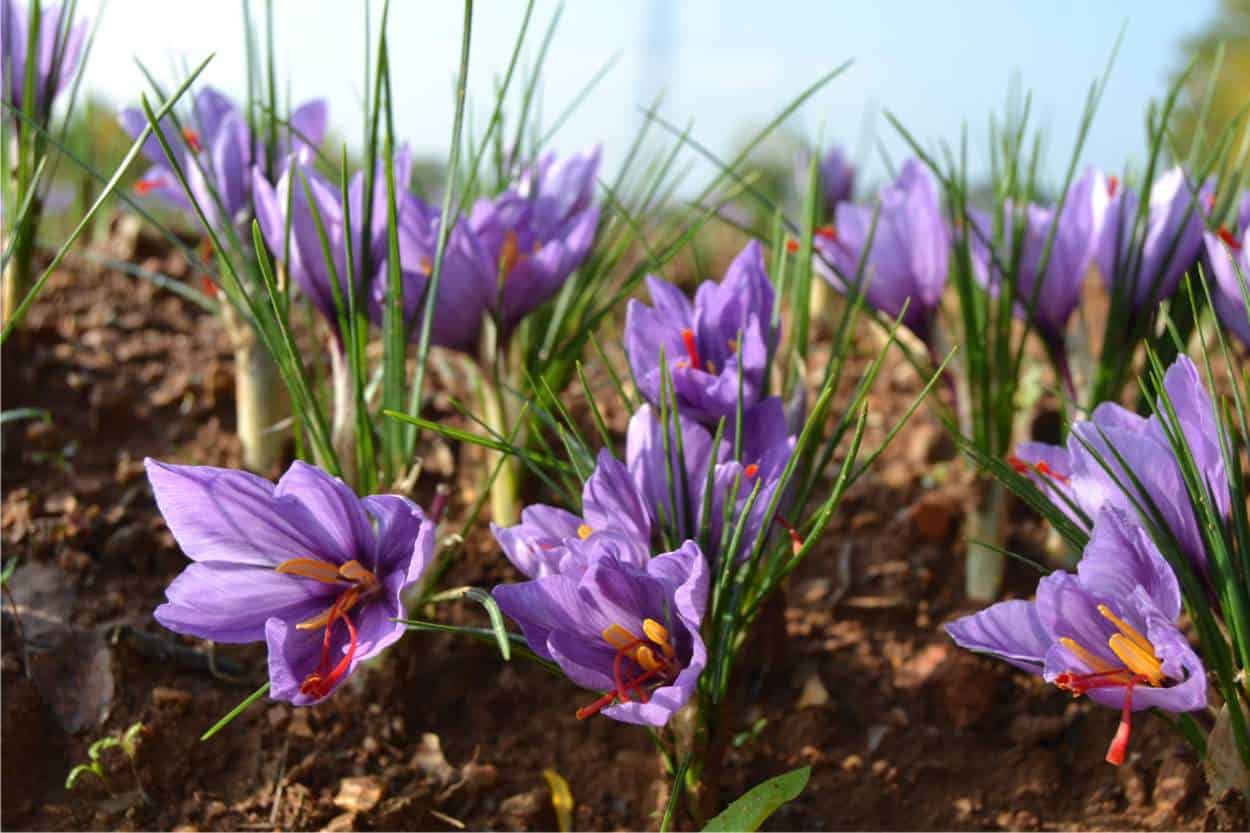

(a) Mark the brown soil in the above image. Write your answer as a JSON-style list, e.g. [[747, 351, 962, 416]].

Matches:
[[1, 240, 1240, 832]]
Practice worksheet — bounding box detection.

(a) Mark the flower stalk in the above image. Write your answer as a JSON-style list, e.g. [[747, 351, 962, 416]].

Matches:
[[221, 303, 288, 473]]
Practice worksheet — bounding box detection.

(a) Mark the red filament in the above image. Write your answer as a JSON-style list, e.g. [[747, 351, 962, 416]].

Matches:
[[299, 591, 361, 699]]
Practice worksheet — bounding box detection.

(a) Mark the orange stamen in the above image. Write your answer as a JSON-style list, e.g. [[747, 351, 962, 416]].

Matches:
[[680, 328, 702, 371], [276, 557, 344, 585]]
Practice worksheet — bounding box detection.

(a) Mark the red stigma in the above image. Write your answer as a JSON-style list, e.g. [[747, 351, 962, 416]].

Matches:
[[135, 179, 157, 196], [1054, 670, 1148, 767], [815, 224, 837, 242], [200, 275, 219, 298], [680, 328, 703, 371], [785, 237, 799, 254], [1107, 175, 1119, 198], [744, 463, 759, 478], [182, 127, 202, 153], [1034, 461, 1069, 484], [1006, 454, 1030, 475], [299, 591, 361, 699], [1218, 226, 1242, 251], [776, 515, 804, 555]]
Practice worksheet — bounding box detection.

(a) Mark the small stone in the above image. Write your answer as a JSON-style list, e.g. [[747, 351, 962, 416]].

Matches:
[[796, 673, 831, 709], [412, 733, 455, 785], [333, 776, 384, 813], [893, 643, 948, 690], [841, 754, 863, 773], [288, 710, 314, 739], [151, 686, 192, 710], [1151, 754, 1198, 818], [800, 578, 830, 604], [496, 790, 545, 831]]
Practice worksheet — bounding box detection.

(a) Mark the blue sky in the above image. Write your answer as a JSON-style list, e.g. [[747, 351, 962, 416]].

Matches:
[[79, 0, 1217, 192]]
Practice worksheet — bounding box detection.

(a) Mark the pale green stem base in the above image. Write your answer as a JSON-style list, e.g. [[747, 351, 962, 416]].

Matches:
[[328, 340, 357, 488], [965, 477, 1008, 602], [222, 307, 289, 474], [479, 370, 520, 528]]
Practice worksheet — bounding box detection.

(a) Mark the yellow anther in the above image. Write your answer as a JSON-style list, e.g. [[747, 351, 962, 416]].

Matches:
[[642, 618, 674, 658], [727, 338, 738, 353], [602, 624, 639, 651], [294, 587, 363, 632], [1058, 637, 1117, 675], [275, 557, 342, 585], [1097, 605, 1156, 658], [500, 229, 521, 277], [337, 559, 375, 585], [1108, 634, 1165, 686], [419, 256, 432, 276], [295, 608, 332, 631], [636, 645, 664, 672], [577, 524, 593, 540]]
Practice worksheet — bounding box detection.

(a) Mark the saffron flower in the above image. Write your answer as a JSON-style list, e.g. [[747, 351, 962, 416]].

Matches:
[[813, 158, 949, 345], [464, 146, 601, 344], [493, 537, 708, 726], [1, 0, 86, 123], [1094, 167, 1206, 310], [147, 459, 435, 705], [1203, 198, 1249, 349], [1009, 355, 1229, 573], [252, 149, 407, 340], [492, 449, 652, 580], [625, 241, 777, 424], [120, 87, 326, 233], [972, 169, 1103, 355], [947, 507, 1206, 765]]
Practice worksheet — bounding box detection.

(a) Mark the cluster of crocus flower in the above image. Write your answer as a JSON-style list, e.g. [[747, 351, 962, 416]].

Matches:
[[121, 86, 328, 235], [812, 158, 950, 349], [953, 355, 1223, 763], [1, 0, 86, 125], [1204, 190, 1250, 349], [491, 241, 795, 725], [251, 144, 601, 354], [147, 459, 435, 704]]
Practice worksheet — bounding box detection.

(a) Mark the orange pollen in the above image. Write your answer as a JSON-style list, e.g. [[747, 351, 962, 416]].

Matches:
[[815, 224, 837, 242], [1218, 226, 1242, 251], [1107, 175, 1119, 198], [680, 328, 703, 371], [744, 463, 759, 478], [182, 127, 202, 153]]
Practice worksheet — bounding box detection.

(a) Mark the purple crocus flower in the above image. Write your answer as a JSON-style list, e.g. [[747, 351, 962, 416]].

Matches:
[[252, 149, 408, 340], [1094, 167, 1207, 310], [1, 0, 86, 124], [493, 536, 708, 726], [385, 192, 496, 353], [627, 398, 795, 562], [147, 459, 435, 705], [120, 87, 327, 233], [972, 169, 1102, 354], [1203, 201, 1249, 348], [947, 507, 1206, 765], [464, 146, 601, 343], [1010, 355, 1229, 574], [813, 158, 949, 345], [625, 241, 777, 424]]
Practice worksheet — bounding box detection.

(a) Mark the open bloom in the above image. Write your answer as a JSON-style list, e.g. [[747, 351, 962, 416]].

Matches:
[[494, 537, 708, 726], [1094, 168, 1206, 310], [1, 0, 86, 124], [147, 459, 435, 705], [252, 149, 408, 340], [1010, 355, 1229, 574], [463, 146, 601, 344], [626, 240, 777, 424], [814, 158, 949, 344], [1203, 195, 1249, 348], [120, 87, 327, 233], [947, 507, 1206, 765], [971, 169, 1103, 353]]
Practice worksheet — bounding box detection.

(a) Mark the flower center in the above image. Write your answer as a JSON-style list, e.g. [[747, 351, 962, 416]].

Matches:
[[575, 618, 679, 720], [576, 523, 593, 540], [274, 557, 379, 698], [1054, 604, 1168, 765]]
